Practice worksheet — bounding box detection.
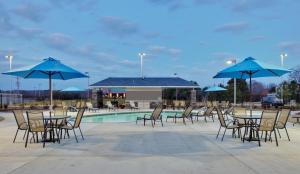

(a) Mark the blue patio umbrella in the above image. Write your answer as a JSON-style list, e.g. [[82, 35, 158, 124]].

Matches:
[[61, 87, 86, 92], [205, 86, 227, 92], [2, 57, 88, 110], [213, 57, 291, 114]]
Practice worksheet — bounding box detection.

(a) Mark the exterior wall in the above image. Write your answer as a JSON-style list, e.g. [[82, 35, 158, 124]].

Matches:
[[126, 88, 162, 100], [126, 88, 162, 109]]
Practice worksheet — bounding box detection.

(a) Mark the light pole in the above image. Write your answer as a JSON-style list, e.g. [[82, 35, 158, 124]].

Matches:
[[226, 59, 237, 106], [85, 72, 90, 100], [138, 53, 146, 78], [280, 53, 287, 101], [5, 55, 13, 104]]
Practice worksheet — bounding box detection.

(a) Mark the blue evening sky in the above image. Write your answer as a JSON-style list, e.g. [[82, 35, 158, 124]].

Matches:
[[0, 0, 299, 90]]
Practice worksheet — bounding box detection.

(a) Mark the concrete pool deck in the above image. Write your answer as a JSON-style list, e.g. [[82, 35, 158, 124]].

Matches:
[[1, 110, 300, 174]]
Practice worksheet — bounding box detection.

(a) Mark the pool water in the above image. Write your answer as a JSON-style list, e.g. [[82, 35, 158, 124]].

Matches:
[[82, 111, 182, 123]]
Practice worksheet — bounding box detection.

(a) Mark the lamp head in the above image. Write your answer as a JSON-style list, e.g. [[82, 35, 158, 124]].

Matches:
[[280, 53, 288, 58], [138, 53, 146, 57], [5, 55, 13, 60], [226, 59, 236, 65]]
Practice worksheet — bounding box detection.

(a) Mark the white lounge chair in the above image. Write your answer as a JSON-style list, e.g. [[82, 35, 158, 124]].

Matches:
[[129, 101, 139, 110], [86, 102, 100, 112], [106, 101, 116, 111]]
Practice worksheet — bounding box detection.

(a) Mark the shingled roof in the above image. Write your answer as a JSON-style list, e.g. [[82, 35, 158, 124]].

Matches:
[[90, 77, 199, 88]]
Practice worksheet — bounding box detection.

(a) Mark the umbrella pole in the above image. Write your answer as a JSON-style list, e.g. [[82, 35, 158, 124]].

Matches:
[[250, 74, 252, 117], [49, 74, 53, 115]]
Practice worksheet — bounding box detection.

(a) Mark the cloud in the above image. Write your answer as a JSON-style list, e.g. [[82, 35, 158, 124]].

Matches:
[[194, 0, 223, 5], [231, 0, 278, 13], [147, 0, 185, 11], [249, 35, 266, 42], [100, 16, 139, 38], [17, 27, 43, 40], [43, 33, 73, 51], [0, 3, 15, 33], [143, 32, 161, 39], [119, 59, 139, 68], [147, 45, 182, 58], [12, 2, 48, 23], [48, 0, 98, 12], [194, 0, 279, 13], [212, 52, 235, 59], [278, 41, 300, 55], [214, 21, 249, 33]]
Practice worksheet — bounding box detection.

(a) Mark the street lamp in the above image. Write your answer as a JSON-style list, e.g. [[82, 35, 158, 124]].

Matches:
[[280, 53, 287, 101], [5, 55, 13, 100], [138, 53, 146, 78], [226, 58, 237, 106]]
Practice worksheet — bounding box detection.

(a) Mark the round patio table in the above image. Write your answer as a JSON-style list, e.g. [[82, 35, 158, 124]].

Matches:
[[44, 115, 71, 143], [291, 113, 300, 124], [233, 115, 262, 142]]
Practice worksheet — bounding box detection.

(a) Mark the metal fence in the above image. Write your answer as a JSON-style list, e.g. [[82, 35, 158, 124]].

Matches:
[[0, 93, 23, 108]]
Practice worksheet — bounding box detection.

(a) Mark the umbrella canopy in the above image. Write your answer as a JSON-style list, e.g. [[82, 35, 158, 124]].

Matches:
[[2, 57, 88, 110], [205, 86, 227, 92], [213, 57, 290, 79], [61, 87, 86, 92], [213, 57, 291, 115]]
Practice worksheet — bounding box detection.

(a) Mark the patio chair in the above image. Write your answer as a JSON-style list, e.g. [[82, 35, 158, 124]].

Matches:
[[193, 107, 215, 122], [275, 109, 291, 141], [253, 110, 279, 146], [136, 105, 163, 127], [216, 107, 240, 141], [221, 106, 234, 121], [86, 102, 99, 112], [166, 106, 194, 124], [212, 101, 218, 107], [53, 108, 70, 139], [173, 100, 180, 110], [25, 111, 53, 148], [233, 107, 247, 127], [12, 110, 28, 143], [61, 109, 85, 142], [69, 101, 81, 112], [107, 101, 116, 111], [80, 101, 86, 109], [129, 101, 139, 110]]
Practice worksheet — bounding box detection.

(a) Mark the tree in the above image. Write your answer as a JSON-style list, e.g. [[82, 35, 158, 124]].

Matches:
[[268, 83, 277, 93], [252, 81, 266, 101], [227, 78, 250, 103], [289, 65, 300, 83], [207, 83, 228, 102], [278, 80, 300, 103]]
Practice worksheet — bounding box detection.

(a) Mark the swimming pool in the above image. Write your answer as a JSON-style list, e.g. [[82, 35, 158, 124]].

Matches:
[[82, 111, 182, 123]]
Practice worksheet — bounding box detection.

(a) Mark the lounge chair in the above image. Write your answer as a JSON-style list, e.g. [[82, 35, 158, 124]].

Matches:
[[12, 110, 28, 143], [275, 109, 291, 141], [193, 107, 215, 122], [136, 105, 163, 127], [166, 106, 194, 124], [61, 109, 85, 142], [252, 110, 279, 146], [129, 101, 139, 110], [86, 102, 100, 112], [106, 101, 116, 111], [216, 107, 240, 141]]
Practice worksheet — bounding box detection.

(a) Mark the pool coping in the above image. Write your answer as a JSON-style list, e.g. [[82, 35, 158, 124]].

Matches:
[[83, 110, 183, 118]]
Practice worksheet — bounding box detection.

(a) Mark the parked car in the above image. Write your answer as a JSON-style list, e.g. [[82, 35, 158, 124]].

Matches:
[[261, 94, 283, 107]]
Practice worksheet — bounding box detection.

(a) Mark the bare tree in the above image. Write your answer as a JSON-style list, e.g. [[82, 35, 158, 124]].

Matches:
[[289, 65, 300, 83]]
